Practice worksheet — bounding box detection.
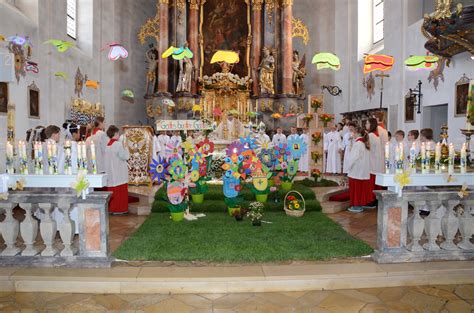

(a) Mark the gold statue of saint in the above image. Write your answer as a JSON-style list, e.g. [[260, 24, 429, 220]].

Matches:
[[258, 47, 275, 94]]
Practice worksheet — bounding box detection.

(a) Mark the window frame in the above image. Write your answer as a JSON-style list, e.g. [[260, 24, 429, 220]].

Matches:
[[372, 0, 384, 44], [66, 0, 77, 40]]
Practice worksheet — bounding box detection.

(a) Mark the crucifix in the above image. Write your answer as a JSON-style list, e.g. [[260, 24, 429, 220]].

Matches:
[[375, 73, 390, 109]]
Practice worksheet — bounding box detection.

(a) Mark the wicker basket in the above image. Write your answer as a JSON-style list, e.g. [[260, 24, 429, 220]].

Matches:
[[283, 190, 306, 217]]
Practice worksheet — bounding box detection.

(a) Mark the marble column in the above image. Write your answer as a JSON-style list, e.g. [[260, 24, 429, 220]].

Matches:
[[188, 0, 200, 94], [251, 0, 263, 95], [281, 0, 293, 94], [158, 0, 170, 94]]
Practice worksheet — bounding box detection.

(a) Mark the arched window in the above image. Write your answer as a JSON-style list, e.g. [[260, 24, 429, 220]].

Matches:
[[67, 0, 77, 40], [373, 0, 384, 44]]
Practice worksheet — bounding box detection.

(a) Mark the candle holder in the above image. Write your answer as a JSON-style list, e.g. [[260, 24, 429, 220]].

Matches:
[[384, 158, 391, 174]]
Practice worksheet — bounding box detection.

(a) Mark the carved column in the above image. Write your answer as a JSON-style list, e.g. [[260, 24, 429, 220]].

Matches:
[[158, 0, 170, 94], [281, 0, 293, 94], [188, 0, 200, 94], [251, 0, 263, 95]]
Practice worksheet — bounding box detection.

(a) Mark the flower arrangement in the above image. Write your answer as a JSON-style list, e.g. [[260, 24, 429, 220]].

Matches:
[[319, 113, 334, 127], [311, 98, 322, 111], [70, 170, 90, 199], [247, 201, 264, 226], [312, 132, 322, 145], [271, 113, 282, 119], [311, 169, 322, 181], [302, 113, 313, 127], [286, 195, 303, 211], [311, 151, 322, 163]]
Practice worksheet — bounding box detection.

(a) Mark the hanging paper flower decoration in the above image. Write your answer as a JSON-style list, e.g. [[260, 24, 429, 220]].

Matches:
[[162, 45, 194, 60], [210, 50, 239, 64], [165, 141, 183, 161], [86, 80, 100, 89], [239, 135, 257, 151], [169, 159, 188, 180], [149, 156, 169, 183], [25, 61, 39, 73], [394, 169, 412, 189], [196, 138, 215, 156], [363, 54, 394, 74], [312, 52, 341, 71], [404, 55, 439, 71], [226, 141, 244, 157], [288, 136, 308, 160], [285, 113, 296, 118], [101, 42, 129, 60], [192, 104, 203, 112], [121, 89, 135, 99], [54, 72, 68, 80], [162, 98, 175, 107], [43, 39, 75, 52]]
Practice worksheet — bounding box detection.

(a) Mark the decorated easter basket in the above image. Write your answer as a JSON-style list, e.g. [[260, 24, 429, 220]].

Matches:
[[283, 190, 306, 217]]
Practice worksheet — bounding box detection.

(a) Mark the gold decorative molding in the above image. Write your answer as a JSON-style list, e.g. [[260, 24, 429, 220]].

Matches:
[[265, 0, 276, 25], [281, 0, 293, 7], [252, 0, 263, 10], [176, 0, 186, 10], [138, 3, 160, 45], [189, 0, 199, 10], [159, 0, 170, 4], [292, 17, 309, 45]]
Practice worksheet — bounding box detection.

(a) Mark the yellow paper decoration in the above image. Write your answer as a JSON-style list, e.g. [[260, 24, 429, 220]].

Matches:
[[210, 50, 240, 64], [394, 170, 412, 189]]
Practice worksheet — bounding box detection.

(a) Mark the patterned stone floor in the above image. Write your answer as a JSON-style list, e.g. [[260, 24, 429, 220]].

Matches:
[[1, 284, 472, 312]]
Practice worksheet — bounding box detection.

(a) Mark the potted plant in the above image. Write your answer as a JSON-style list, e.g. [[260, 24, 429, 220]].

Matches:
[[232, 207, 247, 221], [189, 178, 209, 204], [319, 113, 334, 127], [247, 201, 264, 226], [311, 98, 322, 111], [224, 196, 242, 216], [167, 202, 187, 222], [311, 132, 322, 145]]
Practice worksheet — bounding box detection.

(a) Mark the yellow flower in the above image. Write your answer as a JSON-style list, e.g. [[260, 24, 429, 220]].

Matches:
[[294, 203, 300, 209], [181, 139, 194, 153], [190, 170, 200, 182], [394, 169, 412, 189]]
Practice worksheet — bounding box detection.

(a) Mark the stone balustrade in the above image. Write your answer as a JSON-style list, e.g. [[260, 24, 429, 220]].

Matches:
[[0, 190, 111, 267], [373, 189, 474, 263]]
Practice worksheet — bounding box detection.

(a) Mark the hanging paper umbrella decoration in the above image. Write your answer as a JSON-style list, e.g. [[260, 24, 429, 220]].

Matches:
[[161, 45, 193, 60], [43, 39, 75, 52], [7, 35, 31, 46], [404, 55, 439, 71], [149, 156, 169, 183], [311, 52, 341, 70], [210, 50, 240, 64], [101, 42, 128, 60], [121, 89, 135, 99], [54, 71, 68, 79], [25, 61, 39, 73], [363, 54, 394, 74], [86, 80, 100, 89]]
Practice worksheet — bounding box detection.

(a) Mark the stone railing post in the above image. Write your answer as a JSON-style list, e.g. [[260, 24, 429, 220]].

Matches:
[[441, 200, 459, 251], [458, 199, 474, 250], [19, 203, 40, 256], [0, 203, 20, 256], [423, 201, 442, 251], [38, 203, 58, 256], [407, 201, 424, 252], [57, 199, 75, 257]]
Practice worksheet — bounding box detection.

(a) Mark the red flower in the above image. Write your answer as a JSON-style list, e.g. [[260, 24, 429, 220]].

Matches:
[[197, 138, 215, 155], [287, 195, 296, 201], [235, 185, 242, 191]]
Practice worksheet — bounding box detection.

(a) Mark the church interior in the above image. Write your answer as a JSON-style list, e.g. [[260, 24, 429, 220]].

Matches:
[[0, 0, 473, 311]]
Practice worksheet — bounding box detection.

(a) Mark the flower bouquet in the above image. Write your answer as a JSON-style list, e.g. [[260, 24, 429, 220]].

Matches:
[[311, 98, 322, 111], [311, 168, 322, 182], [319, 113, 334, 127], [312, 132, 322, 145], [302, 113, 314, 127], [247, 201, 264, 226], [284, 191, 305, 217], [311, 151, 322, 164]]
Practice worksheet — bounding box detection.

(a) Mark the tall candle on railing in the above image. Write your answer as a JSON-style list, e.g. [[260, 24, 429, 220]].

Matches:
[[34, 142, 43, 175], [434, 142, 441, 173], [384, 142, 390, 173], [18, 141, 28, 175], [448, 143, 454, 174], [90, 140, 97, 174], [421, 142, 427, 173], [64, 140, 72, 175], [6, 141, 14, 174], [47, 142, 58, 175], [409, 142, 416, 170], [460, 143, 467, 173]]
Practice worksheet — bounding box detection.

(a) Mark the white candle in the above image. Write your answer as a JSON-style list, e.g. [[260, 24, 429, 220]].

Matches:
[[448, 143, 454, 174], [421, 142, 427, 173], [435, 143, 441, 161], [385, 142, 390, 159], [6, 141, 13, 158], [395, 145, 400, 161], [421, 142, 426, 159], [460, 143, 467, 173], [399, 142, 404, 161], [90, 140, 96, 160]]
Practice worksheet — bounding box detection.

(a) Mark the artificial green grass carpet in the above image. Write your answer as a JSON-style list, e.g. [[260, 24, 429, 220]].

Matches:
[[113, 212, 373, 262]]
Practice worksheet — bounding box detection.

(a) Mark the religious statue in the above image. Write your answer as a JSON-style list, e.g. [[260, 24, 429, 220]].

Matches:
[[258, 47, 275, 95], [213, 112, 244, 141], [176, 42, 194, 93], [145, 45, 158, 96], [292, 50, 306, 97]]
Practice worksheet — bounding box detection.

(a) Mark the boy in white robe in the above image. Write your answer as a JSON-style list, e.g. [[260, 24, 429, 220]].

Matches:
[[86, 117, 108, 174], [272, 127, 287, 146], [155, 131, 170, 159], [324, 125, 342, 174]]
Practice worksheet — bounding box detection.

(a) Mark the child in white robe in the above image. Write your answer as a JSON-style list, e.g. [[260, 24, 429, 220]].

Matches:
[[324, 125, 342, 174], [86, 117, 108, 174], [342, 122, 357, 174], [365, 118, 383, 208], [272, 127, 287, 146]]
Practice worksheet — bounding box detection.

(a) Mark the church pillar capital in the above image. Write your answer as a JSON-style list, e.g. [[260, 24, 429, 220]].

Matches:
[[189, 0, 200, 10], [159, 0, 170, 5], [252, 0, 264, 10], [281, 0, 293, 7]]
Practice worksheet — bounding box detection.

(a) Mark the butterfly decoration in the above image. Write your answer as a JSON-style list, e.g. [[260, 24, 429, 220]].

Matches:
[[161, 45, 193, 60], [7, 35, 31, 47], [444, 174, 457, 183], [70, 171, 90, 198], [54, 71, 68, 79], [25, 61, 39, 73], [43, 39, 75, 52], [312, 52, 341, 71], [458, 183, 469, 199], [121, 89, 134, 99], [86, 80, 100, 89], [404, 55, 439, 71], [101, 42, 129, 61], [149, 156, 169, 184]]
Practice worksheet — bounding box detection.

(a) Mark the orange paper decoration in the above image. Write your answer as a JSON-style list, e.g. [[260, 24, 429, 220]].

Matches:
[[363, 54, 394, 74]]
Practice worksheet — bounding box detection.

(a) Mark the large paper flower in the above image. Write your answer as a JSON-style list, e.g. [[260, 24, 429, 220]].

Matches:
[[149, 156, 169, 183], [197, 138, 215, 155], [288, 136, 308, 160], [258, 149, 274, 167], [181, 139, 195, 154], [226, 141, 244, 157], [169, 159, 188, 180], [165, 141, 183, 161], [255, 136, 272, 153], [239, 135, 257, 151], [274, 143, 291, 161]]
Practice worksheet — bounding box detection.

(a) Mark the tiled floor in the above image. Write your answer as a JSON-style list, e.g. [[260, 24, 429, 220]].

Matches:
[[1, 284, 472, 312], [327, 210, 378, 249]]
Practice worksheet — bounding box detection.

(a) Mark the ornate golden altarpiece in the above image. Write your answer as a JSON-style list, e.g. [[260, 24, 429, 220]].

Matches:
[[122, 125, 154, 186]]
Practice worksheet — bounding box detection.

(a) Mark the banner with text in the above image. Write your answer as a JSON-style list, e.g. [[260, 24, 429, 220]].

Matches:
[[155, 120, 213, 131]]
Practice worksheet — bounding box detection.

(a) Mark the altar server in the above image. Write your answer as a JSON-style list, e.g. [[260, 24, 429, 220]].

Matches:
[[86, 117, 108, 173], [170, 130, 183, 147], [256, 123, 271, 146], [61, 122, 80, 174], [287, 127, 299, 141], [298, 127, 310, 173], [43, 125, 64, 174], [272, 127, 287, 146], [365, 118, 383, 207], [155, 130, 170, 159], [342, 121, 357, 174], [346, 126, 371, 213], [389, 130, 406, 164], [324, 125, 342, 174], [104, 125, 130, 214], [373, 111, 389, 150]]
